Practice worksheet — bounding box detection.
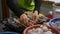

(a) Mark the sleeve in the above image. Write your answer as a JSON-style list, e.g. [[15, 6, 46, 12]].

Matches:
[[34, 0, 42, 13], [6, 0, 24, 17]]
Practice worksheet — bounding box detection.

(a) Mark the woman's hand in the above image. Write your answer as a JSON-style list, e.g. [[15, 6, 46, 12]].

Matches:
[[32, 10, 39, 24], [19, 14, 33, 26], [19, 11, 39, 26], [19, 14, 28, 25]]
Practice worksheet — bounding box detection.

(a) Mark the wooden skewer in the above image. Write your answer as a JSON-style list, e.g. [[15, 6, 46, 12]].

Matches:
[[13, 18, 27, 27], [28, 20, 35, 26]]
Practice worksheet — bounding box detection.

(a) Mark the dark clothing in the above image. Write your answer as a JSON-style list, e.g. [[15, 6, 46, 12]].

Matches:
[[34, 0, 42, 13]]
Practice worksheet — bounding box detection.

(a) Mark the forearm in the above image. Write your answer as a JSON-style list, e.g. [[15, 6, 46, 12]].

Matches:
[[6, 0, 24, 17], [34, 0, 42, 13]]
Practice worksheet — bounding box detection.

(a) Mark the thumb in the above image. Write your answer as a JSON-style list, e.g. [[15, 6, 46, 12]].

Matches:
[[32, 10, 39, 22]]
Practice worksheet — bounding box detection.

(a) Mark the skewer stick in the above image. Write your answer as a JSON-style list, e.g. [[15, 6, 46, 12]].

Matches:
[[13, 18, 27, 27]]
